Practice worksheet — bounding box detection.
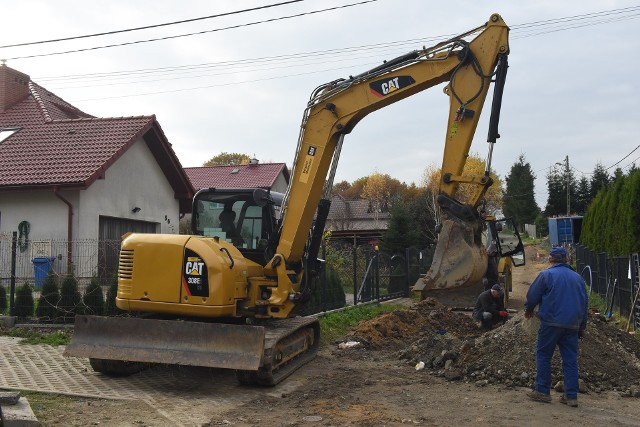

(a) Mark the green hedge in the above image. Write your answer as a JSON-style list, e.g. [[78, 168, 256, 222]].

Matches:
[[581, 170, 640, 254]]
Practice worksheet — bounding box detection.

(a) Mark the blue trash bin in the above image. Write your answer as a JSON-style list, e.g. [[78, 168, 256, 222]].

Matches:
[[32, 256, 56, 289]]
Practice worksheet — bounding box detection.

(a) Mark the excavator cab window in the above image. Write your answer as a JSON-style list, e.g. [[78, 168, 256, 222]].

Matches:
[[191, 189, 282, 257], [487, 218, 525, 265]]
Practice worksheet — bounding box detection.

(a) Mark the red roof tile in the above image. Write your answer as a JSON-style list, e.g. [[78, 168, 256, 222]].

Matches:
[[0, 69, 194, 210], [184, 163, 289, 190]]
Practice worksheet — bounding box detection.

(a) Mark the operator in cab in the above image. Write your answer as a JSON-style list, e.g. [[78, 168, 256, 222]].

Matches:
[[472, 284, 508, 330]]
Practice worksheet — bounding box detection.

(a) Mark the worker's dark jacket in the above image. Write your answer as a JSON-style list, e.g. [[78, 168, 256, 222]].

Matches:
[[473, 289, 505, 320]]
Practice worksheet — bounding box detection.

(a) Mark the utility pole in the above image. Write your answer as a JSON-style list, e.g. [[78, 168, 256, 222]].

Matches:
[[556, 155, 570, 216], [564, 155, 570, 216]]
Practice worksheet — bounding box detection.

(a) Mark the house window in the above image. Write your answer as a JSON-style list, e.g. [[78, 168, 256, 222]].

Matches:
[[0, 128, 19, 143]]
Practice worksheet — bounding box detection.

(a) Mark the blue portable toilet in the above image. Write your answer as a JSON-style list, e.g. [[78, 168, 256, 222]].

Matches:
[[548, 216, 583, 246], [32, 256, 56, 289]]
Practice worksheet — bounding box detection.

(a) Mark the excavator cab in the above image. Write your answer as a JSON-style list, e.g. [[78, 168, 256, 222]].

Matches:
[[191, 188, 284, 263]]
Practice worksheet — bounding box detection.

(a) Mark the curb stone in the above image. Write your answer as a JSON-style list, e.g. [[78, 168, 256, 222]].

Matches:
[[0, 394, 40, 427]]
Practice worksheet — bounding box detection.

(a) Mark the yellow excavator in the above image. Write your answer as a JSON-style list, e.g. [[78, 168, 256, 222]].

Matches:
[[65, 13, 522, 386]]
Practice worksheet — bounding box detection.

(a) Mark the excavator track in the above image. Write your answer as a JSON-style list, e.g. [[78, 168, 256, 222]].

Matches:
[[236, 316, 320, 386], [89, 358, 148, 377], [68, 315, 319, 386]]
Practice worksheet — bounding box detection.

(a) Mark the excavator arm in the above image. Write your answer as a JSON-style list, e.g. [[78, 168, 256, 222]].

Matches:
[[272, 14, 509, 294]]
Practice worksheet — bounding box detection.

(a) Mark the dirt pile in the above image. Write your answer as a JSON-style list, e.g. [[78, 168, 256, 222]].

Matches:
[[347, 298, 640, 396]]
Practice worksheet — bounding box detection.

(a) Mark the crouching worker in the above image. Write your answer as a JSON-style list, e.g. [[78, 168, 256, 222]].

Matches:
[[473, 284, 508, 330]]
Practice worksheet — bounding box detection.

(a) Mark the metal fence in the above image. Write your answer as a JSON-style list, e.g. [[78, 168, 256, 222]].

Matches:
[[575, 244, 640, 330], [0, 231, 435, 318], [0, 232, 120, 292]]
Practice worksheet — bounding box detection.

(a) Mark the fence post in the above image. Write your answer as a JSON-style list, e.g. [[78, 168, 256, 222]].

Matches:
[[321, 240, 327, 312], [405, 248, 410, 294], [374, 251, 380, 301], [10, 231, 17, 316], [352, 245, 357, 306]]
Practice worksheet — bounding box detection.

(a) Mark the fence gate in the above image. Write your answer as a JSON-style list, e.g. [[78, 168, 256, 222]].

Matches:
[[353, 248, 411, 305]]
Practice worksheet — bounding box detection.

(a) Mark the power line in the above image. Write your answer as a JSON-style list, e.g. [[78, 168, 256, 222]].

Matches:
[[0, 0, 303, 49], [26, 5, 637, 90], [6, 3, 636, 64], [2, 0, 380, 61], [605, 143, 640, 170]]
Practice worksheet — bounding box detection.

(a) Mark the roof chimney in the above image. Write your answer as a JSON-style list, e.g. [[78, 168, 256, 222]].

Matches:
[[0, 64, 30, 112], [249, 157, 259, 165]]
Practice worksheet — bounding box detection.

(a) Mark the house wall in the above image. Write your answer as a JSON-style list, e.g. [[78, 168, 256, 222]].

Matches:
[[272, 173, 289, 194], [0, 137, 179, 282], [0, 191, 74, 239], [79, 137, 179, 237]]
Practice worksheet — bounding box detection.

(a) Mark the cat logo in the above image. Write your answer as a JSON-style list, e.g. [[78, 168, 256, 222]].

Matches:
[[369, 76, 416, 97], [185, 257, 204, 276], [182, 249, 209, 297]]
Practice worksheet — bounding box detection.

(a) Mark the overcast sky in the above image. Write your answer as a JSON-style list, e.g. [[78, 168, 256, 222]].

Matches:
[[1, 0, 638, 209]]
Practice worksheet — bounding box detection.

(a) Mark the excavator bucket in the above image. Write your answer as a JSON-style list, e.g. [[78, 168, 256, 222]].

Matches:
[[64, 315, 265, 371], [413, 217, 488, 297]]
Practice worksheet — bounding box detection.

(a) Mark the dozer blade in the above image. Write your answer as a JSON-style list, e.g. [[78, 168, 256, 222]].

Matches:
[[413, 217, 487, 296], [64, 315, 265, 371]]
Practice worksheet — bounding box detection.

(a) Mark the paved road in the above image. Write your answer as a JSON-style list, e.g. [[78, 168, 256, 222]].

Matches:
[[0, 336, 301, 426]]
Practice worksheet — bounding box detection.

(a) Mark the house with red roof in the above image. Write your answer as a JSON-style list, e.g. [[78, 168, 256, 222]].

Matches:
[[0, 64, 194, 282], [184, 160, 289, 193]]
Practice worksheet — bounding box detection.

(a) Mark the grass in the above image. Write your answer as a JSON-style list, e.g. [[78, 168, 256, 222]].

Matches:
[[5, 327, 72, 346], [317, 302, 405, 346], [1, 301, 404, 348]]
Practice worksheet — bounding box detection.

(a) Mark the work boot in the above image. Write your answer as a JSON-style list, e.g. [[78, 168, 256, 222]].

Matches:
[[559, 395, 578, 407], [526, 390, 551, 403]]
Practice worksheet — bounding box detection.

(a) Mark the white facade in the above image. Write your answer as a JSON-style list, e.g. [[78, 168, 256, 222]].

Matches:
[[0, 138, 178, 239], [0, 138, 180, 282], [271, 173, 289, 194]]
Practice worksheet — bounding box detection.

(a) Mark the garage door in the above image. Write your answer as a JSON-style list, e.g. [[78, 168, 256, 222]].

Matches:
[[99, 216, 159, 280]]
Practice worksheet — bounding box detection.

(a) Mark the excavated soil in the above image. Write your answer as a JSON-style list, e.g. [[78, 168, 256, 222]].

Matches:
[[346, 297, 640, 395]]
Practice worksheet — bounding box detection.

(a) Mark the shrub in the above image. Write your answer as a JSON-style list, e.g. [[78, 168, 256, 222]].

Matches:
[[0, 283, 7, 314], [36, 271, 61, 323], [14, 282, 35, 318], [104, 281, 120, 316], [83, 276, 104, 315], [59, 273, 82, 323]]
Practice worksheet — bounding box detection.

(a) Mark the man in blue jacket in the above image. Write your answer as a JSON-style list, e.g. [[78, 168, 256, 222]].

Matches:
[[525, 246, 588, 407]]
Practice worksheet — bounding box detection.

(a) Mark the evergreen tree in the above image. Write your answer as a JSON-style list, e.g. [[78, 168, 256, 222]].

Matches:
[[544, 167, 566, 216], [59, 273, 82, 323], [83, 276, 105, 315], [534, 213, 549, 238], [36, 270, 60, 322], [503, 155, 539, 227], [627, 170, 640, 252], [589, 162, 610, 199], [14, 282, 35, 318], [0, 284, 7, 314], [573, 176, 591, 214], [380, 202, 420, 254], [104, 279, 120, 316]]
